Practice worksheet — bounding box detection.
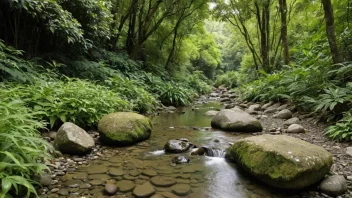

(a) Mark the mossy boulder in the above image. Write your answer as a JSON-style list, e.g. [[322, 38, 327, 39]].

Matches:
[[98, 112, 152, 146], [211, 108, 262, 132], [226, 134, 333, 189]]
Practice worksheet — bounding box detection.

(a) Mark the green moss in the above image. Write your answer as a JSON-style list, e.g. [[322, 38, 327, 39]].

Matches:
[[98, 112, 152, 146], [227, 136, 333, 189]]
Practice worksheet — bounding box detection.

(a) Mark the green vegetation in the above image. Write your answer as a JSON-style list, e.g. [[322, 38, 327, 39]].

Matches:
[[1, 0, 352, 196]]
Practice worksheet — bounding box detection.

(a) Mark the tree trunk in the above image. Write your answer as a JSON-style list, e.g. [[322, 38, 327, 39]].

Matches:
[[321, 0, 342, 64], [279, 0, 289, 65]]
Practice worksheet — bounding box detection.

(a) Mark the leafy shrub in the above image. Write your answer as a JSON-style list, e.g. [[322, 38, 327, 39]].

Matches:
[[214, 71, 238, 88], [325, 111, 352, 141], [0, 40, 37, 82], [187, 71, 212, 94], [0, 97, 53, 197], [158, 83, 192, 106], [105, 75, 159, 113], [3, 78, 131, 128]]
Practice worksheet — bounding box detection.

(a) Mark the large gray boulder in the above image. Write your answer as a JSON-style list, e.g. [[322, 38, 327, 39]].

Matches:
[[211, 108, 262, 132], [226, 134, 333, 189], [98, 112, 152, 146], [54, 122, 95, 155]]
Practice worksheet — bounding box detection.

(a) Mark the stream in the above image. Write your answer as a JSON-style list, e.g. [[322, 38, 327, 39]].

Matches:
[[54, 101, 302, 198]]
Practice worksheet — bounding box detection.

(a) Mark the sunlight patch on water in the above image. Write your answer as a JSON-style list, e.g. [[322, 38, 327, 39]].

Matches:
[[147, 150, 165, 156]]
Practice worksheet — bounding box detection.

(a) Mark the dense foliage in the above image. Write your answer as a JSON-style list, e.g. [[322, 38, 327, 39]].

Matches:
[[2, 0, 352, 196]]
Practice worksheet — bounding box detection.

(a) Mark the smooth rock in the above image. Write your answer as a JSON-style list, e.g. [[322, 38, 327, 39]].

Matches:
[[54, 122, 95, 155], [248, 104, 261, 111], [287, 124, 305, 133], [105, 183, 118, 195], [211, 108, 262, 132], [87, 165, 108, 174], [171, 184, 191, 196], [116, 180, 135, 192], [319, 175, 347, 197], [108, 168, 126, 176], [171, 156, 190, 164], [346, 147, 352, 157], [40, 173, 52, 187], [203, 110, 219, 116], [226, 134, 333, 189], [48, 131, 57, 140], [151, 176, 177, 187], [164, 140, 191, 153], [133, 182, 156, 198], [277, 109, 293, 119], [57, 189, 68, 196], [98, 112, 152, 146], [191, 148, 205, 156], [142, 169, 158, 177], [283, 117, 300, 127]]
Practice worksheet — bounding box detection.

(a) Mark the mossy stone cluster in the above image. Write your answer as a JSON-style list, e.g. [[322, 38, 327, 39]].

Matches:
[[226, 134, 333, 189], [98, 112, 152, 146]]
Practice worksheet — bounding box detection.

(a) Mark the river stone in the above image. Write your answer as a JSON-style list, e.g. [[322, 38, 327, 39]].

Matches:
[[108, 168, 126, 176], [211, 108, 262, 132], [116, 180, 135, 192], [346, 147, 352, 157], [151, 176, 177, 187], [287, 124, 305, 133], [105, 183, 118, 195], [161, 192, 180, 198], [203, 110, 219, 116], [54, 122, 95, 155], [98, 112, 152, 146], [226, 134, 333, 189], [164, 140, 191, 153], [171, 156, 190, 164], [142, 169, 158, 177], [191, 148, 205, 156], [40, 173, 52, 187], [151, 194, 166, 198], [171, 184, 191, 196], [277, 109, 293, 119], [133, 182, 156, 198], [261, 101, 274, 110], [248, 104, 261, 111], [57, 189, 68, 196], [88, 174, 110, 180], [319, 175, 347, 196], [90, 180, 105, 186], [87, 165, 108, 174], [277, 104, 288, 111], [48, 131, 57, 140], [64, 180, 83, 188], [283, 117, 300, 127]]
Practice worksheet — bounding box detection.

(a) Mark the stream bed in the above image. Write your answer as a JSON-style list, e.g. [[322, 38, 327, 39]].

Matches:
[[44, 101, 319, 198]]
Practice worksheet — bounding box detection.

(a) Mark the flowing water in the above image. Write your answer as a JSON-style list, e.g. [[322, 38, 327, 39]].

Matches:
[[64, 101, 296, 198]]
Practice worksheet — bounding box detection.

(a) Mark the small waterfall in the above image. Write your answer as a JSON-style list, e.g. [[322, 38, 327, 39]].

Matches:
[[202, 147, 226, 158]]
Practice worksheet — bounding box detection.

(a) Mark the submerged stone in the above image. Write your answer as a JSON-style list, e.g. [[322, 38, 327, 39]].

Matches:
[[226, 134, 332, 189]]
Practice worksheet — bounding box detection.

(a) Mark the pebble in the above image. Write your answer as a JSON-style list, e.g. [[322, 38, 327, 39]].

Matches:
[[105, 183, 118, 195]]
